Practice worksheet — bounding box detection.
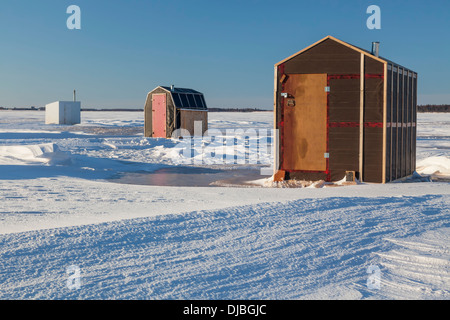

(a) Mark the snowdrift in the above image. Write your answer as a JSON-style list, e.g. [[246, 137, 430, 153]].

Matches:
[[417, 156, 450, 177], [0, 143, 71, 165]]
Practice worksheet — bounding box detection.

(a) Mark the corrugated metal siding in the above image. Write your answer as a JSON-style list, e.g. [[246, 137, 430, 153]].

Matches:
[[385, 64, 417, 181]]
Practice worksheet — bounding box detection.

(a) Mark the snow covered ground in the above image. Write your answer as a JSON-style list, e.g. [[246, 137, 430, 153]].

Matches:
[[0, 111, 449, 300]]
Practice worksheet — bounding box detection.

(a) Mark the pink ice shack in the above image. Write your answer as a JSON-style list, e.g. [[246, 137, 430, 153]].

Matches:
[[144, 86, 208, 138]]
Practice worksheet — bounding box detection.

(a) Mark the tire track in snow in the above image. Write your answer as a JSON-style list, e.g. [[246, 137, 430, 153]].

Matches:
[[375, 228, 450, 299], [0, 194, 449, 299]]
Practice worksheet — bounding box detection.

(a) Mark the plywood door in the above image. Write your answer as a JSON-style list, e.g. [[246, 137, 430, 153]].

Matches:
[[180, 110, 208, 136], [282, 74, 327, 171], [152, 94, 166, 137]]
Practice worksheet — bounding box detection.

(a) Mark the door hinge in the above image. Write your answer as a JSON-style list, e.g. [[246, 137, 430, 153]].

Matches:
[[325, 86, 330, 92]]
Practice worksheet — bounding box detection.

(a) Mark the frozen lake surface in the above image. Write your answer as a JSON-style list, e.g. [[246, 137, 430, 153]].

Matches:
[[111, 166, 269, 187], [0, 110, 449, 300]]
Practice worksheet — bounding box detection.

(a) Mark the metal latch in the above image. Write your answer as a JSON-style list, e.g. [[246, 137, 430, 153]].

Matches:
[[325, 86, 330, 92], [281, 92, 288, 98]]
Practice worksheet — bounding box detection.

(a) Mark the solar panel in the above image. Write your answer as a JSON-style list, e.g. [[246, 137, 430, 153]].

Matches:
[[180, 94, 189, 108], [172, 93, 182, 108], [193, 95, 203, 108], [200, 95, 207, 109], [158, 86, 207, 109], [187, 94, 196, 108]]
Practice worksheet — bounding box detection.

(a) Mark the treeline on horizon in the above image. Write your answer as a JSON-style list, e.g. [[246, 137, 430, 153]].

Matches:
[[80, 107, 271, 112], [1, 105, 449, 112], [417, 105, 450, 112], [0, 107, 271, 112]]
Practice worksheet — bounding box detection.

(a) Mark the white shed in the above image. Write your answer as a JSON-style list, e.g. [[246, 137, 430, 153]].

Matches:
[[45, 101, 81, 125]]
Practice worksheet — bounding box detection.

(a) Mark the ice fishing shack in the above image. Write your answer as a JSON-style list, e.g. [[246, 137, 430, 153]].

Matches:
[[273, 36, 418, 183], [45, 90, 81, 125], [45, 102, 81, 125], [144, 86, 208, 138]]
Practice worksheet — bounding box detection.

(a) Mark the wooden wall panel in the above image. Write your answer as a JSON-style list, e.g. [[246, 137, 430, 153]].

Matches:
[[288, 172, 327, 181], [329, 77, 360, 181], [365, 56, 384, 74], [179, 110, 208, 136], [364, 127, 383, 183], [386, 127, 392, 182], [364, 78, 384, 122], [284, 39, 360, 75], [144, 87, 175, 138], [392, 68, 399, 180], [364, 56, 386, 182], [144, 92, 153, 137], [329, 127, 359, 181], [412, 74, 418, 172], [329, 79, 360, 122], [282, 74, 327, 171], [363, 61, 384, 182], [386, 65, 393, 182]]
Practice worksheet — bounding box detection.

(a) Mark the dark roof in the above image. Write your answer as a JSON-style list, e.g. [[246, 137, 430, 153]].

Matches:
[[158, 86, 208, 110], [161, 86, 208, 110], [349, 42, 415, 73], [160, 86, 201, 94]]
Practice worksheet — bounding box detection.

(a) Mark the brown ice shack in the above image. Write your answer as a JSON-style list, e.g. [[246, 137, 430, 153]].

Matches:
[[144, 86, 208, 138], [274, 36, 418, 183]]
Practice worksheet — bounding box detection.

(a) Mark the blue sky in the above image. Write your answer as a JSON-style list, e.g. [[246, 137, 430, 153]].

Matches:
[[0, 0, 449, 109]]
